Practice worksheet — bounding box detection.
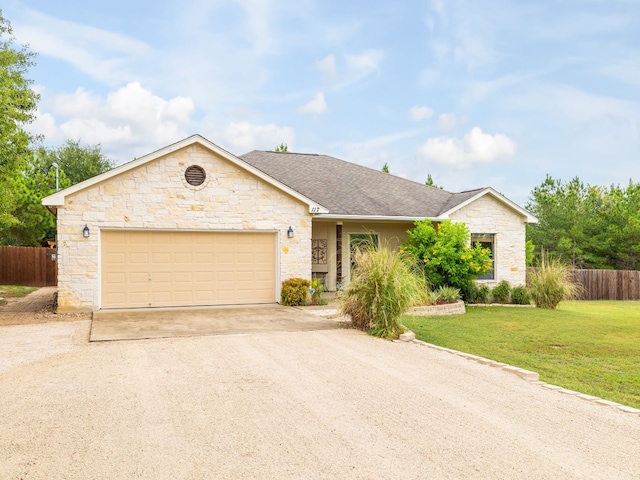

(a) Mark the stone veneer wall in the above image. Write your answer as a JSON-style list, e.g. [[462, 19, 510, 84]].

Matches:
[[449, 194, 527, 286], [56, 144, 312, 312]]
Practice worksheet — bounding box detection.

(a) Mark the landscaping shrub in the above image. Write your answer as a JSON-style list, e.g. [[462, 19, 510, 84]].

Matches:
[[402, 220, 492, 291], [460, 281, 477, 303], [511, 285, 531, 305], [491, 280, 511, 304], [476, 284, 491, 304], [281, 278, 311, 306], [340, 243, 427, 339], [528, 256, 582, 309], [436, 286, 461, 303]]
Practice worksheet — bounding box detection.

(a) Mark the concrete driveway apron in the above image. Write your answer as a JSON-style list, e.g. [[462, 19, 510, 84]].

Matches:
[[90, 304, 341, 341]]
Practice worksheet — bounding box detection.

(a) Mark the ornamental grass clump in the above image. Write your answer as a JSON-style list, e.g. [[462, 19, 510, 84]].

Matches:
[[340, 243, 427, 339], [529, 256, 582, 309]]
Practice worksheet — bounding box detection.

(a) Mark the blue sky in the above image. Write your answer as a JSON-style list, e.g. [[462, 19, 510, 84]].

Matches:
[[4, 0, 640, 206]]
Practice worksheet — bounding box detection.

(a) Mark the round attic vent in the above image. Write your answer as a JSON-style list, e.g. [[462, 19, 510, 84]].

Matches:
[[185, 165, 206, 186]]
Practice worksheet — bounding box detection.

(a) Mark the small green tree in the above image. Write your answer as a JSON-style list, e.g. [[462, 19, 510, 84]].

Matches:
[[425, 174, 442, 189], [525, 239, 535, 266], [274, 143, 288, 152], [402, 220, 492, 292], [381, 162, 390, 173]]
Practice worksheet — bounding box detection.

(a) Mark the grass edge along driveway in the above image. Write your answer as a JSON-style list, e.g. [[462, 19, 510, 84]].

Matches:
[[403, 301, 640, 409]]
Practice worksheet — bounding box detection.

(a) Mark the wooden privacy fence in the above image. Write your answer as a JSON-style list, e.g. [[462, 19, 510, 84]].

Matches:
[[571, 269, 640, 301], [0, 246, 57, 287], [529, 268, 640, 301]]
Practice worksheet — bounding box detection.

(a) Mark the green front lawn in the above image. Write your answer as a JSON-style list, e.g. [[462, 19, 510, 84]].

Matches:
[[403, 301, 640, 409]]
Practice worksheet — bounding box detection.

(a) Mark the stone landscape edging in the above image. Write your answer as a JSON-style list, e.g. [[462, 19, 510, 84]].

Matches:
[[406, 300, 466, 316]]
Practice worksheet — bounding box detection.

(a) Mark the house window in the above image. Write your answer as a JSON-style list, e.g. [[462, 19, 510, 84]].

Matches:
[[471, 233, 495, 280]]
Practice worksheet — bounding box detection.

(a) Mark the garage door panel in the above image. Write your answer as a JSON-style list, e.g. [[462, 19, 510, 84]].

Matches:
[[174, 252, 193, 264], [105, 252, 126, 264], [195, 272, 214, 282], [102, 230, 276, 308], [105, 272, 126, 284], [130, 252, 151, 264], [173, 291, 195, 302], [127, 271, 148, 282], [103, 292, 126, 306], [129, 292, 150, 304], [195, 252, 214, 263], [174, 271, 193, 283]]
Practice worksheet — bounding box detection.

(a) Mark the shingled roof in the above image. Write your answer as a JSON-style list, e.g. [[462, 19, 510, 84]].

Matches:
[[240, 150, 487, 218]]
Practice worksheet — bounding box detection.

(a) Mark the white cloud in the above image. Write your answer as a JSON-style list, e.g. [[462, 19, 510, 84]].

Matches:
[[427, 0, 448, 31], [317, 49, 384, 93], [438, 113, 457, 130], [346, 49, 382, 72], [27, 82, 196, 161], [424, 2, 497, 71], [453, 26, 496, 70], [344, 49, 383, 84], [346, 128, 429, 151], [222, 121, 295, 152], [14, 11, 149, 86], [342, 128, 429, 170], [316, 54, 337, 79], [418, 127, 516, 169], [236, 0, 276, 55], [298, 92, 328, 115], [29, 110, 58, 140], [409, 106, 434, 121]]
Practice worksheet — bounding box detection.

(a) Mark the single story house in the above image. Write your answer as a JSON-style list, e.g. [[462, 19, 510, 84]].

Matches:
[[43, 134, 537, 312]]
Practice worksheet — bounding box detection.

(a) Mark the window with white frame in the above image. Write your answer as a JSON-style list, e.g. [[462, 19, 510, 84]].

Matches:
[[471, 233, 495, 280]]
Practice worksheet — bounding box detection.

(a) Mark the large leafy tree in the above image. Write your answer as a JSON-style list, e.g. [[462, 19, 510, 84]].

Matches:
[[35, 140, 113, 185], [0, 141, 113, 245], [0, 161, 70, 245], [0, 10, 40, 227]]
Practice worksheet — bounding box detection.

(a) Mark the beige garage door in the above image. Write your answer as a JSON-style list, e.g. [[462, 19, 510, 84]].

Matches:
[[101, 230, 276, 309]]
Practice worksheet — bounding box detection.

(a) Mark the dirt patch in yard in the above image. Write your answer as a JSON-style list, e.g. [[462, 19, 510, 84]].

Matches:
[[0, 287, 90, 327]]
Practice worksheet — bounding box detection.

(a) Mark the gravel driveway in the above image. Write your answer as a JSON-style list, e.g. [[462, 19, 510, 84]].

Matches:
[[1, 319, 639, 479]]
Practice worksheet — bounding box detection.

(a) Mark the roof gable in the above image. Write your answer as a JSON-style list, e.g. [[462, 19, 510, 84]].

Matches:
[[42, 135, 328, 214], [439, 188, 538, 223]]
